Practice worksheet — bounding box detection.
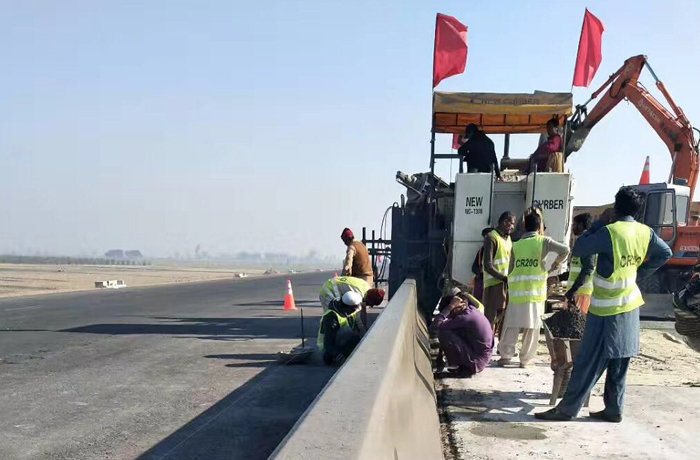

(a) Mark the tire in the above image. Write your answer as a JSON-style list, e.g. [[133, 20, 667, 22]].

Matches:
[[639, 272, 662, 294]]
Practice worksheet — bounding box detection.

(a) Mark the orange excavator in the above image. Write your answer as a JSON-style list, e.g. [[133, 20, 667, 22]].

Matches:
[[566, 55, 700, 292]]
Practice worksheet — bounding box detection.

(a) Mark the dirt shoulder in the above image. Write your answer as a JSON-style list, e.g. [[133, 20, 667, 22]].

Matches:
[[0, 263, 267, 299]]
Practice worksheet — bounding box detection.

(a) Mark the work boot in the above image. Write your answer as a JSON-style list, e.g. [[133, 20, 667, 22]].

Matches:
[[589, 410, 622, 423], [534, 408, 573, 421]]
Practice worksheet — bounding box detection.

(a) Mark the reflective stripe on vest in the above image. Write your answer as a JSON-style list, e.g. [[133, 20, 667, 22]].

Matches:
[[508, 235, 548, 304], [317, 309, 357, 352], [569, 256, 595, 296], [590, 221, 650, 317], [319, 276, 369, 310], [484, 230, 512, 288]]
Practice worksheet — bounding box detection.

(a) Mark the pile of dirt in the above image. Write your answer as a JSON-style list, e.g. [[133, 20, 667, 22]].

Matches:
[[545, 307, 587, 339]]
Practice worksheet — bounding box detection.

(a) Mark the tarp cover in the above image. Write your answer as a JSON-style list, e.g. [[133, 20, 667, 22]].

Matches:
[[433, 91, 573, 134]]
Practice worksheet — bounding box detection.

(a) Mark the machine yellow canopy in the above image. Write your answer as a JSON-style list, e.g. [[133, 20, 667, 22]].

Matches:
[[432, 91, 573, 134]]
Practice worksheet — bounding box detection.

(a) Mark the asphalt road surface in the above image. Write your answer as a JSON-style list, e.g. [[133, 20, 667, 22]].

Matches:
[[0, 271, 337, 460]]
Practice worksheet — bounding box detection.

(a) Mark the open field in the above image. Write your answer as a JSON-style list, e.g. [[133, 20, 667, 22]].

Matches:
[[0, 263, 273, 299]]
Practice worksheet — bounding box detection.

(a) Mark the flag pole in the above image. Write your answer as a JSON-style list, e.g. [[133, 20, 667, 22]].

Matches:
[[571, 8, 587, 92]]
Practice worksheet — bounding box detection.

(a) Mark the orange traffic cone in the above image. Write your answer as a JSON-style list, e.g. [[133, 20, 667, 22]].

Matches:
[[334, 272, 339, 278], [639, 156, 650, 185], [284, 279, 297, 310]]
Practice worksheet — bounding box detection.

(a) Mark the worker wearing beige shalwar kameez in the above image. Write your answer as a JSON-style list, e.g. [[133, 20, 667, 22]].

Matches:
[[498, 212, 569, 367]]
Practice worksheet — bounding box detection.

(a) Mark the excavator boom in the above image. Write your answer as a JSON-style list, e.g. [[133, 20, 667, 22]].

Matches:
[[566, 55, 699, 195]]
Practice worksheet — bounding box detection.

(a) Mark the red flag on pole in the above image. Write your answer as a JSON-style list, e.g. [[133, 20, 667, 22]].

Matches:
[[572, 9, 605, 87], [452, 133, 461, 150], [433, 13, 468, 88]]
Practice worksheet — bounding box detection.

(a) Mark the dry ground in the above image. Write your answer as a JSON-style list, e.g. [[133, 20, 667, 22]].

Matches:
[[0, 263, 266, 298]]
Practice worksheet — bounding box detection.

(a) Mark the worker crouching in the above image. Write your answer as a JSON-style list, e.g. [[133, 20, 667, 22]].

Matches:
[[317, 291, 367, 366], [431, 290, 493, 378]]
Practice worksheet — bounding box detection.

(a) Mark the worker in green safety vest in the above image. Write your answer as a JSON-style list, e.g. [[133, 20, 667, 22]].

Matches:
[[566, 213, 596, 314], [318, 276, 385, 328], [482, 211, 516, 333], [536, 186, 672, 423], [317, 291, 366, 366], [497, 212, 569, 367]]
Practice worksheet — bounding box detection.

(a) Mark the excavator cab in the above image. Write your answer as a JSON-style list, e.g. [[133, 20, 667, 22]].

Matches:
[[637, 183, 688, 245]]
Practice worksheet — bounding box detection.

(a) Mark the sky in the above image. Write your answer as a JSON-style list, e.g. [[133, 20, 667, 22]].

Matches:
[[1, 0, 699, 258]]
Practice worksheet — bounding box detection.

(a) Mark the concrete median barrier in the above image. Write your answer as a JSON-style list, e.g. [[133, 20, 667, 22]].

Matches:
[[269, 279, 443, 460]]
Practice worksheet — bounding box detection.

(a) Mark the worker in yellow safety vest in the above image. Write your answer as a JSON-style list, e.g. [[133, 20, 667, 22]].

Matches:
[[317, 291, 366, 366], [566, 213, 596, 313], [498, 212, 569, 367], [318, 276, 385, 329], [482, 211, 516, 333], [536, 187, 672, 423]]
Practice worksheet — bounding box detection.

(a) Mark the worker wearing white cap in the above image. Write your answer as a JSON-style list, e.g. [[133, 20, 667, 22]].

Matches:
[[317, 291, 366, 366]]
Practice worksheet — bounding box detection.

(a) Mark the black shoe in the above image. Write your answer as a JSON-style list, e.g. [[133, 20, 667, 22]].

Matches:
[[534, 408, 573, 421], [589, 410, 622, 423]]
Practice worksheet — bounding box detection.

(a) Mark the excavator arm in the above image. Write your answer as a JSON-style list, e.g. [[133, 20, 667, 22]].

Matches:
[[566, 55, 700, 195]]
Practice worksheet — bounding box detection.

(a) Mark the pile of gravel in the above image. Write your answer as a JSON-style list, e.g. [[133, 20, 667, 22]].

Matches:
[[545, 307, 587, 339]]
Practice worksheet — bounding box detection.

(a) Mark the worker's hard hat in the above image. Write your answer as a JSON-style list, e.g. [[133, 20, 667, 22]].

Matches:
[[341, 291, 363, 307]]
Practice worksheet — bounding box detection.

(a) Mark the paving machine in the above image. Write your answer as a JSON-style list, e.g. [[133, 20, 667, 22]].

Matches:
[[388, 91, 576, 317]]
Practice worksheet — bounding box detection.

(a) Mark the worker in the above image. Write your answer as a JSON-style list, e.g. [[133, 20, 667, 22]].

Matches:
[[471, 227, 494, 301], [319, 276, 385, 311], [317, 291, 366, 366], [482, 211, 516, 333], [536, 186, 672, 422], [431, 290, 493, 377], [529, 119, 563, 173], [457, 124, 502, 180], [498, 212, 569, 367], [566, 213, 595, 313], [319, 275, 385, 326], [340, 228, 374, 286]]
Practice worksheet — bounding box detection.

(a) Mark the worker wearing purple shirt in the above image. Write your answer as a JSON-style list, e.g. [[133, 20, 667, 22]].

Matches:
[[431, 291, 493, 377], [530, 119, 563, 172]]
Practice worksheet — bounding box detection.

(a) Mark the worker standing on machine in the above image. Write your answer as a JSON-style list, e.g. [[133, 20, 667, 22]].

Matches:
[[497, 212, 569, 367], [457, 124, 502, 179], [536, 187, 672, 422], [340, 228, 374, 286], [482, 212, 516, 334], [566, 213, 595, 313]]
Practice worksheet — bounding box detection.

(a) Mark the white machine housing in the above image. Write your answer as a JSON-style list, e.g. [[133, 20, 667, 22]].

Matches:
[[451, 172, 576, 286]]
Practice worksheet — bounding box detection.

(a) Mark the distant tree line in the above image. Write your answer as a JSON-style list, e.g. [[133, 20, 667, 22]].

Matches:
[[0, 255, 150, 266]]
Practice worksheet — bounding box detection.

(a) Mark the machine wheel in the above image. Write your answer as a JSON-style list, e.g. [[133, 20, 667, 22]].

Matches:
[[639, 272, 662, 294]]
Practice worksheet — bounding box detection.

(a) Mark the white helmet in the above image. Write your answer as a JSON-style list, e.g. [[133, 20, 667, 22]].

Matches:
[[341, 291, 363, 307]]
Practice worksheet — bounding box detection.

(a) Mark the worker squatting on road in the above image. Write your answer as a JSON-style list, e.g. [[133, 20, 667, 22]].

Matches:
[[340, 228, 374, 286], [431, 289, 493, 378], [317, 291, 366, 366], [536, 187, 672, 422], [318, 275, 385, 327], [566, 213, 596, 314], [481, 212, 516, 333], [497, 212, 569, 367]]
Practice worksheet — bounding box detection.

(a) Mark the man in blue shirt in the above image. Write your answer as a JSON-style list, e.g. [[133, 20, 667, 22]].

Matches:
[[536, 186, 672, 422]]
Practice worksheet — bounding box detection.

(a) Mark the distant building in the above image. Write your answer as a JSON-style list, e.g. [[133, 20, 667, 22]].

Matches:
[[125, 250, 143, 260], [104, 249, 125, 259], [104, 249, 144, 260]]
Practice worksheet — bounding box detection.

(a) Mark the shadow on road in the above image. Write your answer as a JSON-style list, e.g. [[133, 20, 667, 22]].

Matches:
[[53, 315, 322, 341], [231, 300, 320, 307], [135, 362, 335, 460]]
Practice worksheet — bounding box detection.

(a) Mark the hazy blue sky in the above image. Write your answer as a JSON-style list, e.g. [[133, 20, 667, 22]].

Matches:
[[1, 1, 699, 258]]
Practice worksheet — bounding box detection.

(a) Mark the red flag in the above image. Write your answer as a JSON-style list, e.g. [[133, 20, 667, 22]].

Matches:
[[572, 9, 605, 87], [433, 14, 468, 88], [452, 133, 462, 150]]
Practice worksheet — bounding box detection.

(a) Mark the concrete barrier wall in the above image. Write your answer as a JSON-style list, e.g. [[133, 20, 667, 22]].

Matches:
[[269, 279, 443, 460]]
